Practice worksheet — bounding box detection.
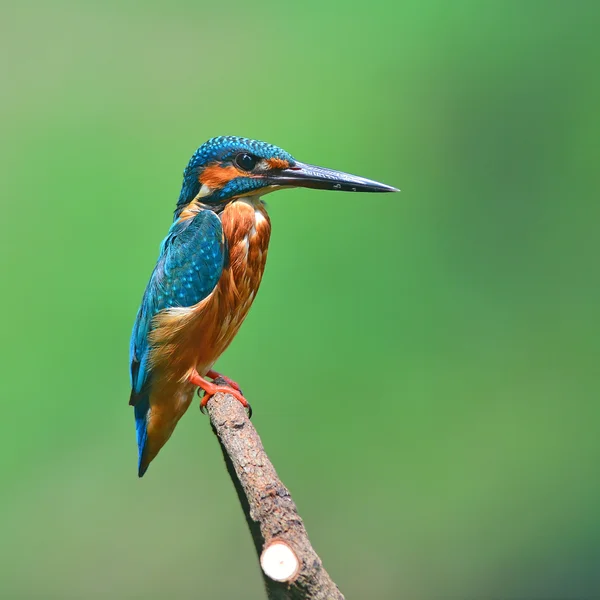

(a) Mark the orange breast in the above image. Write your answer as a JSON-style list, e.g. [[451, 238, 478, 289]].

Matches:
[[197, 198, 272, 370], [149, 198, 271, 381]]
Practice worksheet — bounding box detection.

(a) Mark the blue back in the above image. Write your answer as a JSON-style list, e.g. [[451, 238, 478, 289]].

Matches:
[[129, 209, 225, 474]]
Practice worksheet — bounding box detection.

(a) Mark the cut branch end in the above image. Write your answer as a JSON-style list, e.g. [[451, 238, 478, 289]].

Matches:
[[206, 389, 345, 600]]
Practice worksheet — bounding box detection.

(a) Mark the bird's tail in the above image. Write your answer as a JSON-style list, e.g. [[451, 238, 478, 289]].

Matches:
[[133, 382, 194, 477], [134, 395, 151, 477]]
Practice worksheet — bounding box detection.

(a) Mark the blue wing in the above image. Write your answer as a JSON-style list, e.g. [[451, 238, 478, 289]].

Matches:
[[129, 209, 225, 473]]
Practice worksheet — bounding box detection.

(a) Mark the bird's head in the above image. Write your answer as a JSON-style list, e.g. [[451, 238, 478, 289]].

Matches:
[[175, 136, 398, 217]]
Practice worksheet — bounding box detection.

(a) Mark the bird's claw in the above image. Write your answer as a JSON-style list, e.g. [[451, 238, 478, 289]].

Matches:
[[197, 386, 252, 418], [206, 369, 243, 394]]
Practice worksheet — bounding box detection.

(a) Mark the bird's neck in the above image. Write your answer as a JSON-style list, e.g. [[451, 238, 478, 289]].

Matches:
[[176, 199, 204, 221], [175, 193, 270, 223], [174, 169, 201, 220]]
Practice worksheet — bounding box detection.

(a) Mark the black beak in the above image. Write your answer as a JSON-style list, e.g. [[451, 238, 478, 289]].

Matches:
[[269, 161, 399, 193]]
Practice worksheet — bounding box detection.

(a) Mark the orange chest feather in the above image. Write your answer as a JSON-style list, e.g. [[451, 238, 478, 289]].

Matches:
[[216, 198, 271, 309], [187, 198, 271, 370]]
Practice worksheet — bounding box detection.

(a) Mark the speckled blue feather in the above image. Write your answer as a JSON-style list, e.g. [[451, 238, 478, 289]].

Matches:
[[129, 209, 225, 473]]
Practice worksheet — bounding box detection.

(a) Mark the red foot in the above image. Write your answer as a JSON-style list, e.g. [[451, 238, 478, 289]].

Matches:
[[206, 369, 242, 393], [189, 369, 252, 417]]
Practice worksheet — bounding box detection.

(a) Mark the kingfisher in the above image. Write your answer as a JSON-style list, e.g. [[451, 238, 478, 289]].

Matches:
[[130, 136, 398, 476]]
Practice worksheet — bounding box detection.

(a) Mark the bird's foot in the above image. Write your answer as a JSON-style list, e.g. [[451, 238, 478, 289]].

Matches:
[[206, 369, 242, 394], [189, 370, 252, 417]]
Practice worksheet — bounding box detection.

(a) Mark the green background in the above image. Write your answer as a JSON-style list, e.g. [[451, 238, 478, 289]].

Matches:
[[1, 1, 599, 598]]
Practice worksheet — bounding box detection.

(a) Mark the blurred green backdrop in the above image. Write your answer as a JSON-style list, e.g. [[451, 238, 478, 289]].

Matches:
[[1, 1, 599, 598]]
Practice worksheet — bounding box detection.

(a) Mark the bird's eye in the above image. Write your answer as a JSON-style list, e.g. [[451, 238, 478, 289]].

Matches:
[[234, 153, 258, 172]]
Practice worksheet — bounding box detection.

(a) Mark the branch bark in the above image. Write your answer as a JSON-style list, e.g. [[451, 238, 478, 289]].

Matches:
[[206, 386, 345, 600]]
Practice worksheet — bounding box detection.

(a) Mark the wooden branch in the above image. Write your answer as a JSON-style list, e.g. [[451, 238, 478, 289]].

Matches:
[[206, 386, 345, 600]]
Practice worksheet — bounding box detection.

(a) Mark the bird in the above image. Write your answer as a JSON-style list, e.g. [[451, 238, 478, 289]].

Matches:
[[129, 136, 398, 476]]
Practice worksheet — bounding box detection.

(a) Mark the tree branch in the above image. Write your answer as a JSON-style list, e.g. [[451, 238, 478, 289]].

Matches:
[[206, 386, 345, 600]]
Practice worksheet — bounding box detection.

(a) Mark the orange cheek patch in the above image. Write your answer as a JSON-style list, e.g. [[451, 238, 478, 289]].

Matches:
[[267, 158, 290, 170], [199, 164, 242, 189]]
